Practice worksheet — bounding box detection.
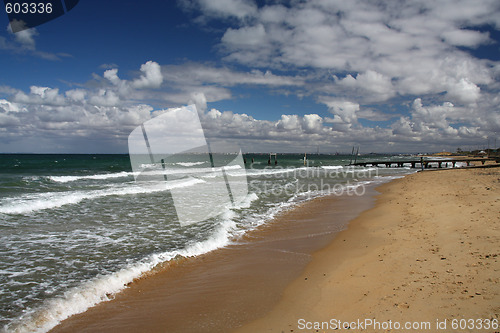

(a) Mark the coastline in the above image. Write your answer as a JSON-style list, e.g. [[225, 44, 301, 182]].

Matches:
[[47, 167, 499, 332], [48, 177, 388, 333], [235, 167, 499, 332]]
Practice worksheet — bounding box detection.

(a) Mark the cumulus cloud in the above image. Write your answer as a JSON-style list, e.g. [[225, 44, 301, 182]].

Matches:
[[89, 89, 120, 106], [1, 77, 497, 153], [104, 68, 121, 85], [276, 114, 301, 131], [337, 70, 396, 102], [132, 61, 164, 89], [301, 114, 324, 134], [3, 0, 500, 155], [321, 99, 360, 124], [12, 87, 66, 106], [176, 0, 499, 152], [0, 99, 23, 112], [65, 89, 87, 102], [445, 78, 481, 104], [191, 0, 499, 110], [388, 98, 490, 145]]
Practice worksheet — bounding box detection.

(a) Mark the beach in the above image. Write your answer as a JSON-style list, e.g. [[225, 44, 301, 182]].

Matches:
[[0, 153, 410, 332], [236, 167, 500, 332], [47, 166, 499, 332]]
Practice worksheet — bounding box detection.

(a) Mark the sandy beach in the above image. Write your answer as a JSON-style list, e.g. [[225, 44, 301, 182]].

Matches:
[[49, 166, 499, 333], [236, 167, 500, 332]]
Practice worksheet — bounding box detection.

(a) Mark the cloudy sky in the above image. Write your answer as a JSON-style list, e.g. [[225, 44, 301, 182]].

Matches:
[[1, 0, 499, 153]]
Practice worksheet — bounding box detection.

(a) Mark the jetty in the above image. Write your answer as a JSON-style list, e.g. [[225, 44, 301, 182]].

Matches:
[[349, 157, 498, 169]]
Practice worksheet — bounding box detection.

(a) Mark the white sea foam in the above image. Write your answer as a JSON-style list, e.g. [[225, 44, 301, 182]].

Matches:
[[0, 178, 205, 215], [3, 213, 238, 333], [48, 165, 242, 183], [321, 165, 343, 170], [2, 160, 415, 333], [175, 161, 206, 167], [244, 167, 309, 177], [231, 192, 259, 210], [49, 172, 133, 183]]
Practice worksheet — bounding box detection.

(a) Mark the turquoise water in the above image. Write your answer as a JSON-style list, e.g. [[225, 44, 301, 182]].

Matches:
[[0, 153, 414, 332]]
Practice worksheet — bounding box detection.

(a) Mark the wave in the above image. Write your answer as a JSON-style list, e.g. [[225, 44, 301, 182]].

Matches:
[[0, 178, 205, 215], [244, 166, 309, 177], [321, 165, 343, 170], [138, 164, 242, 175], [49, 172, 133, 183], [48, 165, 243, 184], [3, 217, 238, 333], [175, 162, 206, 167], [232, 192, 259, 210]]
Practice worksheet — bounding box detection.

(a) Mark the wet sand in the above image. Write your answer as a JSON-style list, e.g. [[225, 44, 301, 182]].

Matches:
[[50, 167, 499, 332], [49, 183, 380, 333]]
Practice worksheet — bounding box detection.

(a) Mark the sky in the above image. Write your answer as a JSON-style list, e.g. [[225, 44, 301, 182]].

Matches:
[[0, 0, 499, 154]]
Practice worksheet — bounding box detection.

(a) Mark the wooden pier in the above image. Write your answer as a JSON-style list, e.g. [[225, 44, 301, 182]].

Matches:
[[349, 158, 498, 169]]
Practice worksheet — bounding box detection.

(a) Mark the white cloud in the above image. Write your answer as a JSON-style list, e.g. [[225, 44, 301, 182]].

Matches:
[[192, 0, 499, 110], [206, 108, 222, 120], [89, 89, 120, 106], [411, 98, 455, 130], [0, 113, 21, 126], [2, 0, 499, 157], [188, 92, 208, 113], [301, 114, 323, 134], [321, 99, 360, 124], [65, 89, 87, 102], [3, 21, 67, 60], [391, 117, 415, 137], [222, 24, 266, 48], [441, 29, 491, 48], [276, 114, 301, 131], [0, 99, 23, 112], [104, 68, 121, 85], [8, 20, 38, 50], [1, 79, 497, 152], [337, 70, 395, 102], [12, 86, 66, 106], [132, 61, 163, 89], [446, 78, 481, 104], [195, 0, 257, 19], [163, 63, 304, 87]]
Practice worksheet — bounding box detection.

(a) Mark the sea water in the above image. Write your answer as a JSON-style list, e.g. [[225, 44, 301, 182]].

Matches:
[[0, 153, 417, 332]]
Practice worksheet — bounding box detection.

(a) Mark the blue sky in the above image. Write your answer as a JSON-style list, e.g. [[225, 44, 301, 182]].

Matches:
[[0, 0, 499, 153]]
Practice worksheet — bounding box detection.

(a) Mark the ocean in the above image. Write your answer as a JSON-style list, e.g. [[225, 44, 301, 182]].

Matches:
[[0, 153, 416, 332]]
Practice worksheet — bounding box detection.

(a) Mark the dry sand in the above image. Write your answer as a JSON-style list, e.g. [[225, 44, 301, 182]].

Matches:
[[236, 167, 500, 332]]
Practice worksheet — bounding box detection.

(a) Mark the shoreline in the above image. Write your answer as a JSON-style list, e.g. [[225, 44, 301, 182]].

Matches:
[[48, 177, 390, 333], [48, 167, 499, 332], [236, 167, 499, 332]]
